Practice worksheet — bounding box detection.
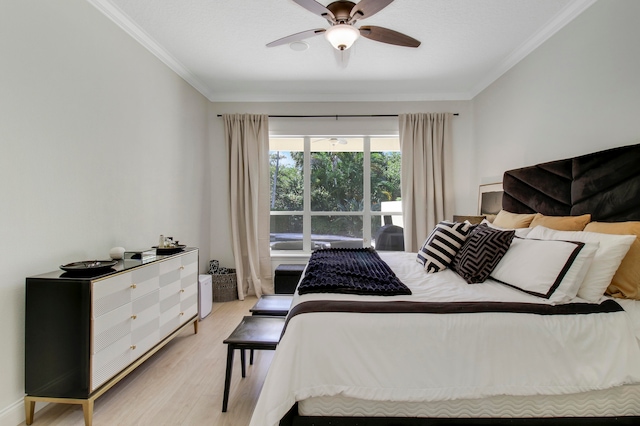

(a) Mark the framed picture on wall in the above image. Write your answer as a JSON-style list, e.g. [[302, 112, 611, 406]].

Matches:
[[478, 183, 503, 216]]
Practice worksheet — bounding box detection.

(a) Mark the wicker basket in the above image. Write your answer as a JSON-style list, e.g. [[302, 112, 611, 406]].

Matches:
[[211, 269, 238, 302]]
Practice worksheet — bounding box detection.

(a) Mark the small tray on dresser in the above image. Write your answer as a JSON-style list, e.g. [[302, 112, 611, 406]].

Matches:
[[60, 260, 117, 273], [154, 245, 186, 255]]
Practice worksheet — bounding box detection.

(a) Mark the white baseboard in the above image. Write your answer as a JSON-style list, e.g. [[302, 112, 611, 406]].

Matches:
[[0, 398, 24, 426], [0, 398, 48, 426]]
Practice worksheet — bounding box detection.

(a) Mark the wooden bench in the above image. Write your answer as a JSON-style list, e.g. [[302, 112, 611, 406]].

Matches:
[[245, 294, 293, 367], [222, 315, 285, 412], [250, 294, 293, 316]]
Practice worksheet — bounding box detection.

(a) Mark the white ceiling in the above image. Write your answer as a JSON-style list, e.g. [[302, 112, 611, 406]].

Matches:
[[88, 0, 596, 102]]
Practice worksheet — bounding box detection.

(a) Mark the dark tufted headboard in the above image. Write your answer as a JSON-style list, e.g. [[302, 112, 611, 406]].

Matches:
[[502, 143, 640, 222]]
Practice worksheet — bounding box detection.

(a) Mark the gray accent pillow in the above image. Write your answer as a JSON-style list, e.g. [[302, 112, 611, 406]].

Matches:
[[451, 224, 515, 284]]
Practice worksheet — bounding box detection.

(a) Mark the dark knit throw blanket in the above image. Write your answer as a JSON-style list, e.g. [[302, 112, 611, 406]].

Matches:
[[297, 248, 411, 296]]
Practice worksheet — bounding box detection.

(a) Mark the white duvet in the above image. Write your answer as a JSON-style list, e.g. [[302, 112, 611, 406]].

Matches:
[[249, 252, 640, 426]]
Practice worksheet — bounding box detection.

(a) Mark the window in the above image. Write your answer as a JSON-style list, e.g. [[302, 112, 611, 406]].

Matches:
[[270, 136, 401, 252]]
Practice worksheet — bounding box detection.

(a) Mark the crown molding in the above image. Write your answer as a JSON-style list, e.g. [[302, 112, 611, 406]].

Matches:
[[86, 0, 214, 100], [469, 0, 597, 99], [207, 91, 472, 103]]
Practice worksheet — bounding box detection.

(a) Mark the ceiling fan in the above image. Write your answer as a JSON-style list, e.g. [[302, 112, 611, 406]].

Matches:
[[313, 137, 348, 145], [266, 0, 421, 52]]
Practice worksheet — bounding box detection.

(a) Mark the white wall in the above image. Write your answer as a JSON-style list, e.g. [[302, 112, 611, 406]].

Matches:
[[208, 100, 475, 270], [0, 1, 210, 423], [473, 0, 640, 184]]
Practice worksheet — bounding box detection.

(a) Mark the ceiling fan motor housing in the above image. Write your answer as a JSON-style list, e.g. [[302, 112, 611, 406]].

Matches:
[[327, 1, 358, 23]]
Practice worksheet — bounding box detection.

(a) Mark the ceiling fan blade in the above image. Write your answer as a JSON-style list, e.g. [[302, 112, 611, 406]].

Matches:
[[349, 0, 394, 23], [359, 26, 421, 48], [266, 28, 326, 47], [293, 0, 336, 22]]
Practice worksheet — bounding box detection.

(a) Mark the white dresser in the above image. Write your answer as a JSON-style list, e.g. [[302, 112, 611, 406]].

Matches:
[[25, 248, 199, 426]]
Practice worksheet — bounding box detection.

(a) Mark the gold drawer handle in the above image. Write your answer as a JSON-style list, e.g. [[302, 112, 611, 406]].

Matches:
[[130, 345, 136, 350], [131, 315, 137, 320], [179, 266, 185, 270], [180, 289, 185, 293], [130, 284, 137, 289], [180, 312, 184, 316]]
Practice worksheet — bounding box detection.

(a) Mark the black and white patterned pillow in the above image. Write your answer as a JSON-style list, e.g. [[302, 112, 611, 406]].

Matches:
[[417, 221, 473, 273], [450, 224, 515, 284]]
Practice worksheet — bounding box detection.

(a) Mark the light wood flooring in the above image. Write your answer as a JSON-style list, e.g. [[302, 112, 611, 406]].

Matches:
[[21, 297, 272, 426]]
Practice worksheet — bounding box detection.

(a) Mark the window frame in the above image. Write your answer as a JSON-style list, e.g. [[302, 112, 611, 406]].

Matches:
[[270, 135, 401, 252]]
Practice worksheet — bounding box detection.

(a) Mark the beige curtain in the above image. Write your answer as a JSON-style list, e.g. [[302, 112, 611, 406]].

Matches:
[[224, 114, 273, 299], [399, 113, 453, 252]]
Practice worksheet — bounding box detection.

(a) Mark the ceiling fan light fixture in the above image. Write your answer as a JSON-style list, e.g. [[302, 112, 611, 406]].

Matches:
[[325, 24, 359, 51]]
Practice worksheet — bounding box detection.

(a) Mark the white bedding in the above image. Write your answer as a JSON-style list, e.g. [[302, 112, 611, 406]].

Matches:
[[249, 252, 640, 426]]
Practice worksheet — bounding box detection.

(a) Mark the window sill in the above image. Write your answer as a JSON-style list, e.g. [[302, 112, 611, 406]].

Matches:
[[270, 251, 311, 262]]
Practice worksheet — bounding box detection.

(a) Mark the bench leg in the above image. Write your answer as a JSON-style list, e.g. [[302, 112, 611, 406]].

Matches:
[[222, 345, 234, 412], [250, 349, 254, 365], [240, 349, 246, 378]]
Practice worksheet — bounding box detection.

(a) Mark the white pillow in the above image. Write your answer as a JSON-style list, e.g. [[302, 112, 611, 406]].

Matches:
[[481, 219, 533, 238], [490, 237, 599, 303], [527, 226, 635, 302]]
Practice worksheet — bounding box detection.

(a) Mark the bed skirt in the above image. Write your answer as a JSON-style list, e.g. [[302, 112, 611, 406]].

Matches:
[[283, 383, 640, 425]]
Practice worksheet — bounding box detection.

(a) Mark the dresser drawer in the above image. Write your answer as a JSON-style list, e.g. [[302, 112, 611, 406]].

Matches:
[[131, 316, 160, 360], [160, 290, 181, 314], [131, 293, 160, 332], [181, 251, 198, 267], [132, 328, 159, 360], [131, 264, 160, 299], [93, 303, 132, 354], [181, 270, 197, 288], [181, 254, 198, 284], [181, 282, 198, 304], [160, 268, 181, 288], [180, 302, 198, 325], [159, 257, 182, 275], [93, 272, 134, 318], [91, 334, 132, 391], [132, 289, 160, 317], [159, 280, 181, 303], [159, 304, 181, 338]]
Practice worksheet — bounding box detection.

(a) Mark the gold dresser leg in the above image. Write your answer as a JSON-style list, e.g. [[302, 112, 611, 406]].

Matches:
[[82, 399, 94, 426], [194, 319, 199, 334], [24, 396, 94, 426], [24, 397, 36, 425]]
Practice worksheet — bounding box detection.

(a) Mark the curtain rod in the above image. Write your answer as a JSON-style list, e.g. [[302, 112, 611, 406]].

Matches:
[[217, 113, 459, 119]]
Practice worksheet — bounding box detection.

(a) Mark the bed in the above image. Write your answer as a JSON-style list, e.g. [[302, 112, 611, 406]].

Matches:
[[250, 143, 640, 426]]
